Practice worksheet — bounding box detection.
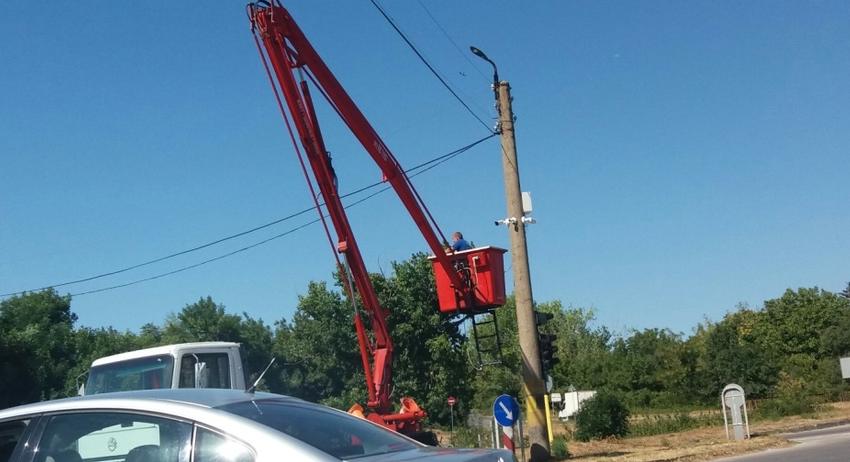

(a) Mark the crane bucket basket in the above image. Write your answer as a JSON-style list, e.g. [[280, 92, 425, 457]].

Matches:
[[429, 246, 508, 313]]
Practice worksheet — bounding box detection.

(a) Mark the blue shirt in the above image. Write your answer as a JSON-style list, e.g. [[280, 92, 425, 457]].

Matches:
[[451, 239, 472, 251]]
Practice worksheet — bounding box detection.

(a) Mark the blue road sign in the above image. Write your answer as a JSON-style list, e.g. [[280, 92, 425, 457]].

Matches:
[[493, 394, 519, 427]]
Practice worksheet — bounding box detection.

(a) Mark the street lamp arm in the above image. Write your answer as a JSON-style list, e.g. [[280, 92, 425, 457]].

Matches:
[[469, 46, 499, 86]]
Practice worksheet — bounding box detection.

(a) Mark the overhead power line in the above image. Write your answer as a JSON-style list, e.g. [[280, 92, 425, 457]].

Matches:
[[2, 133, 496, 298], [368, 0, 493, 133], [69, 185, 388, 297], [415, 0, 491, 84], [70, 219, 319, 297], [67, 134, 490, 297]]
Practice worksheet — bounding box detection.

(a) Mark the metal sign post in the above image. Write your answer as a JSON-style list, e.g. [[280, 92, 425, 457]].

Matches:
[[518, 413, 526, 462], [447, 396, 457, 446]]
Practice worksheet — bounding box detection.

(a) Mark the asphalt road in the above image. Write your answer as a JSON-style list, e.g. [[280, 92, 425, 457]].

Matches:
[[715, 424, 850, 462]]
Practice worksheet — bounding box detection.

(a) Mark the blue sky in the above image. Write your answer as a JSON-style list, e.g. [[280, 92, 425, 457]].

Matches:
[[1, 1, 848, 336]]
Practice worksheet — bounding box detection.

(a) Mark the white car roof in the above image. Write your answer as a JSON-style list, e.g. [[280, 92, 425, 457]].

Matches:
[[90, 341, 241, 367], [0, 388, 286, 421]]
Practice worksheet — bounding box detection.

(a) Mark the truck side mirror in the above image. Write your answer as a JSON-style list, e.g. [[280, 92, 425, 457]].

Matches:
[[75, 371, 88, 396], [194, 362, 209, 388]]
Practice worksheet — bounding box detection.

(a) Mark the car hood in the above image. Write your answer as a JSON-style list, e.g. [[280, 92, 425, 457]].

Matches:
[[352, 447, 515, 462]]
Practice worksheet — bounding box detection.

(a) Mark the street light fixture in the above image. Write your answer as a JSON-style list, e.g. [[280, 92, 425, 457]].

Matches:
[[470, 46, 500, 108], [469, 46, 499, 84]]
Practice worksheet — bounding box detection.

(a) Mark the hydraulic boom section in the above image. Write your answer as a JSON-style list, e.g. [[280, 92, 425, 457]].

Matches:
[[247, 1, 505, 435]]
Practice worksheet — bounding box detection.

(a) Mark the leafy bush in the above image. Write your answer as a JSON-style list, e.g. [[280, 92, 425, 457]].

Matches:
[[551, 434, 570, 459], [574, 392, 630, 441], [450, 426, 491, 448], [757, 372, 816, 419]]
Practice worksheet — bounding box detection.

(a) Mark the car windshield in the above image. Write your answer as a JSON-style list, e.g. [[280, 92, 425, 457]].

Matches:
[[86, 355, 174, 394], [218, 399, 418, 460]]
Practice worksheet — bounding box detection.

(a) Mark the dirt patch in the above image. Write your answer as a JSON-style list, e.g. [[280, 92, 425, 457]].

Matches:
[[566, 428, 789, 461], [562, 402, 850, 461]]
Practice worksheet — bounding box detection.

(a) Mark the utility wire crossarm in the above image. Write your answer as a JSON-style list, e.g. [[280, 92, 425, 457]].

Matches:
[[246, 0, 506, 436]]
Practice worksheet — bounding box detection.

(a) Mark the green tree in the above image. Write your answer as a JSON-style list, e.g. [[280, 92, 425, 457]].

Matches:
[[238, 314, 277, 390], [162, 296, 242, 343], [698, 310, 778, 401], [375, 254, 471, 425], [272, 281, 362, 405], [754, 288, 850, 359], [604, 328, 688, 407], [752, 288, 850, 399], [548, 305, 612, 391], [0, 289, 76, 406], [138, 323, 163, 346]]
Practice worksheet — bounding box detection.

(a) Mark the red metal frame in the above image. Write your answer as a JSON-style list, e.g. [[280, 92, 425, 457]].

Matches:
[[430, 246, 508, 313], [247, 1, 491, 433]]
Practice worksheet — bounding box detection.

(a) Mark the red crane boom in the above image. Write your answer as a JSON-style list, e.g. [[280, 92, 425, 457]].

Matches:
[[247, 1, 505, 435]]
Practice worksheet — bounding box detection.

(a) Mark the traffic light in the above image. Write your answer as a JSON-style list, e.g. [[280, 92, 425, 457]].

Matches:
[[538, 333, 558, 373], [535, 310, 558, 374]]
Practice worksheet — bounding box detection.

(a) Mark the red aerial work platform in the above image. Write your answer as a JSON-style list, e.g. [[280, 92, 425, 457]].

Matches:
[[430, 246, 508, 313], [247, 0, 508, 439]]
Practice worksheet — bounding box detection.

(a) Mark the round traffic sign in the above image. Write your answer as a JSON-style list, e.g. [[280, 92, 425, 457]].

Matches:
[[493, 394, 519, 427], [447, 396, 457, 406]]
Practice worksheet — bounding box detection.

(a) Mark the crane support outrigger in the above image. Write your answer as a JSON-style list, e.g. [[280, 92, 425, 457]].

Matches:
[[247, 1, 507, 437]]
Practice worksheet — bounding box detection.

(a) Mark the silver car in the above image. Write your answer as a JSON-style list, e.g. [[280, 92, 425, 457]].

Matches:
[[0, 389, 514, 462]]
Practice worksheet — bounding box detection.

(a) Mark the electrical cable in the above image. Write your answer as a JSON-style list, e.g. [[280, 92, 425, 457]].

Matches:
[[0, 209, 313, 298], [69, 220, 319, 297], [1, 133, 496, 298], [367, 0, 493, 133], [415, 0, 491, 84], [67, 137, 483, 297]]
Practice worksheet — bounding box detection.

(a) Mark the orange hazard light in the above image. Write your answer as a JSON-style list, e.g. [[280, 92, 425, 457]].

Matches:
[[430, 246, 508, 314]]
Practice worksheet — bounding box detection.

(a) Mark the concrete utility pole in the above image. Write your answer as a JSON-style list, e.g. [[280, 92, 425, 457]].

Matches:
[[496, 81, 549, 461], [471, 45, 548, 460]]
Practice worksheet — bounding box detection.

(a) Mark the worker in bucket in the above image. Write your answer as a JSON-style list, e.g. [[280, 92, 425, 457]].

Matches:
[[450, 231, 472, 252]]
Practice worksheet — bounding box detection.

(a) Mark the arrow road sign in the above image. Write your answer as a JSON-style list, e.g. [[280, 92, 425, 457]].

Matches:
[[493, 394, 519, 427]]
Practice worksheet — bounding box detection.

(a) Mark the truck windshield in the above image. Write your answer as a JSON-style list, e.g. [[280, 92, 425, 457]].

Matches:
[[85, 355, 174, 395]]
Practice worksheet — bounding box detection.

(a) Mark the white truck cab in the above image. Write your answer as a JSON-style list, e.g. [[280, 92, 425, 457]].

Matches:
[[81, 342, 246, 395]]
